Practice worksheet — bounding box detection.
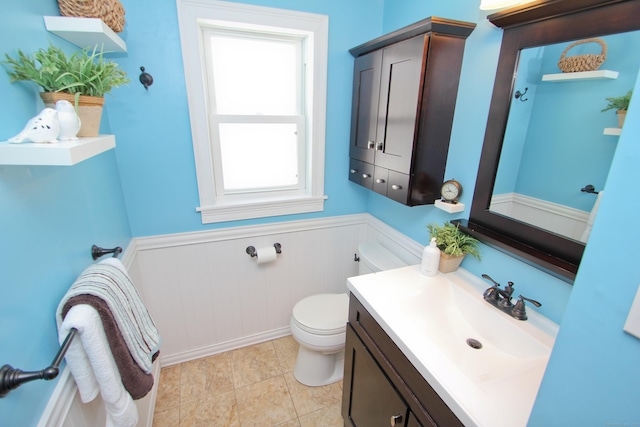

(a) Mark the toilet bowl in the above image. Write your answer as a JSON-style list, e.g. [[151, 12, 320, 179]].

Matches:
[[290, 242, 407, 386]]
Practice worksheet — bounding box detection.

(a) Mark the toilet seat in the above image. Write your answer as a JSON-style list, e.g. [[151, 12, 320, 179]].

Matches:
[[292, 293, 349, 336]]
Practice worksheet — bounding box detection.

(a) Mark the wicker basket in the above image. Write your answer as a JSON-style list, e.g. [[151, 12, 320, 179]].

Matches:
[[57, 0, 126, 33], [558, 38, 607, 73]]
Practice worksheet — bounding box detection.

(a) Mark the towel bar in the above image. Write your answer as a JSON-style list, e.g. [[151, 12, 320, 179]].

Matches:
[[91, 244, 122, 260], [0, 328, 77, 398]]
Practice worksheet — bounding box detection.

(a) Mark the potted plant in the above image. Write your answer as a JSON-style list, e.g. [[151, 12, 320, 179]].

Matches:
[[602, 89, 632, 128], [427, 221, 481, 273], [3, 45, 129, 137]]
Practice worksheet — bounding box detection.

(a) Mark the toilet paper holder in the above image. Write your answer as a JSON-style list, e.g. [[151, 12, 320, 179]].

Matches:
[[246, 243, 282, 257]]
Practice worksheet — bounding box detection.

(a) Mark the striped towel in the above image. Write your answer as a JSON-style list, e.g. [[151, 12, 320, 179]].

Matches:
[[57, 258, 161, 374]]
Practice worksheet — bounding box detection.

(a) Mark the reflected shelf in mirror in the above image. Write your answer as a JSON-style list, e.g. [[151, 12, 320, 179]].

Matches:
[[468, 0, 640, 282]]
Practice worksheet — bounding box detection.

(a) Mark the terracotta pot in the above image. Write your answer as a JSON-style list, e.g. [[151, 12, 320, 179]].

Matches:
[[617, 110, 627, 128], [438, 253, 465, 273], [40, 92, 105, 137]]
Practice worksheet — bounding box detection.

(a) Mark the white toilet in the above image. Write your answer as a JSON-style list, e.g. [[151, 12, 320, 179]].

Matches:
[[290, 242, 407, 386]]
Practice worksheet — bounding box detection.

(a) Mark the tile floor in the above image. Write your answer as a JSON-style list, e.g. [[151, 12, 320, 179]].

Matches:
[[152, 335, 345, 427]]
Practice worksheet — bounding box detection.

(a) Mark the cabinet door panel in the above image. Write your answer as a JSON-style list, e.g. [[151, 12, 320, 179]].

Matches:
[[350, 50, 382, 164], [375, 35, 425, 173], [344, 326, 408, 427]]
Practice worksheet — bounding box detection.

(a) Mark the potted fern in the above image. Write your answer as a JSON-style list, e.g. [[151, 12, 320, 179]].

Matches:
[[3, 45, 129, 137], [427, 221, 481, 273], [602, 90, 632, 128]]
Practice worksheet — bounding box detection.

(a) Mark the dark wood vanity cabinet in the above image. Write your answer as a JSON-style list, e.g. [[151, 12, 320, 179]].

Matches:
[[348, 18, 475, 206], [342, 295, 463, 427]]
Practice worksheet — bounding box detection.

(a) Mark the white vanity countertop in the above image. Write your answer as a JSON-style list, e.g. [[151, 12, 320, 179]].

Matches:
[[347, 265, 559, 427]]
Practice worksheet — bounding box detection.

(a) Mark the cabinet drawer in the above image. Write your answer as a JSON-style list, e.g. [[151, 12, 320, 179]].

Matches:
[[348, 159, 374, 189], [387, 170, 410, 204], [347, 294, 463, 427], [373, 166, 388, 196]]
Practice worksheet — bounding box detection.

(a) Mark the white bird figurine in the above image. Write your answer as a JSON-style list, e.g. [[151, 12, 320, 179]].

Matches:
[[8, 108, 60, 144], [55, 100, 81, 141]]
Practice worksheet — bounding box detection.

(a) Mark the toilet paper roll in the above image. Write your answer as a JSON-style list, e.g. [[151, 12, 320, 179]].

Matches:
[[256, 246, 278, 264]]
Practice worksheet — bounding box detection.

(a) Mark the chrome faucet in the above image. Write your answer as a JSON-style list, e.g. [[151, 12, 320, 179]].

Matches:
[[481, 274, 541, 320]]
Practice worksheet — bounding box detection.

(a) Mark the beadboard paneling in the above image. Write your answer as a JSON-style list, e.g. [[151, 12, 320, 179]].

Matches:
[[133, 215, 372, 365]]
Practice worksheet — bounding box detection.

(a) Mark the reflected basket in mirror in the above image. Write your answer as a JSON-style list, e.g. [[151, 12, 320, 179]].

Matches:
[[57, 0, 126, 33], [558, 38, 607, 73]]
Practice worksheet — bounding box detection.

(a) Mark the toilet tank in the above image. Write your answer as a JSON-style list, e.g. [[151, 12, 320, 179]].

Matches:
[[357, 242, 407, 275]]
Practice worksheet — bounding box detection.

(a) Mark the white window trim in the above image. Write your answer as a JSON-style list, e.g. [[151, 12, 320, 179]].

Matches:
[[176, 0, 328, 223]]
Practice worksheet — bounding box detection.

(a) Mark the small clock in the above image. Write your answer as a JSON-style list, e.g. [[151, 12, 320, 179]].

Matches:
[[440, 179, 462, 203]]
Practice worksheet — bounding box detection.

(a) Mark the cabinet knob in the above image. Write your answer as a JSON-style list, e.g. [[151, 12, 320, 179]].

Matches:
[[362, 173, 372, 179], [350, 169, 358, 174], [391, 184, 403, 190], [376, 178, 385, 184], [367, 140, 375, 149], [390, 414, 403, 426], [376, 142, 384, 151]]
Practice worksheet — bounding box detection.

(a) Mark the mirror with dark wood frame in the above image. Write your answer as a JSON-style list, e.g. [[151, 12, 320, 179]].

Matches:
[[456, 0, 640, 282]]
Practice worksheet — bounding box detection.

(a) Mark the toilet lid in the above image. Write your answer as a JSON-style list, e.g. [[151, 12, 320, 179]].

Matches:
[[292, 293, 349, 335]]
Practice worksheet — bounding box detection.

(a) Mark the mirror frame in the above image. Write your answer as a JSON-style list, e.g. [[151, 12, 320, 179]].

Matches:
[[458, 0, 640, 282]]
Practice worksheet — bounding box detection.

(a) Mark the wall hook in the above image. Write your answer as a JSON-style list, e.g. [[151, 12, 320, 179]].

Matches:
[[514, 87, 528, 102], [139, 66, 154, 90], [581, 184, 599, 194]]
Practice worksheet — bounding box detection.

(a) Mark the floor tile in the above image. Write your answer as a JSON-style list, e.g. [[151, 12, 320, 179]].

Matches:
[[152, 407, 179, 427], [298, 403, 343, 427], [231, 341, 282, 388], [180, 389, 239, 427], [283, 372, 342, 417], [155, 364, 181, 413], [235, 376, 297, 426], [152, 336, 344, 426], [272, 335, 299, 373]]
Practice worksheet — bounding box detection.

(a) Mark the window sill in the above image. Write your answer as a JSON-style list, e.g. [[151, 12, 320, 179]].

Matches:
[[197, 195, 327, 224]]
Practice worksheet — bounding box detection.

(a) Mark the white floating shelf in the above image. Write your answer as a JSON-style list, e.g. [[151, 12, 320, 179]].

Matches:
[[434, 199, 465, 213], [542, 70, 618, 82], [604, 127, 622, 136], [0, 135, 116, 166], [43, 16, 126, 52]]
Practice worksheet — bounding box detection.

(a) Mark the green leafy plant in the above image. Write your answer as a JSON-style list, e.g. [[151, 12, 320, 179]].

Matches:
[[601, 90, 633, 113], [3, 45, 129, 97], [427, 221, 481, 260]]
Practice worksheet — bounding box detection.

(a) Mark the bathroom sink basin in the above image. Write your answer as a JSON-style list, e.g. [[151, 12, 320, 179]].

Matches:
[[347, 265, 559, 427], [395, 272, 551, 383]]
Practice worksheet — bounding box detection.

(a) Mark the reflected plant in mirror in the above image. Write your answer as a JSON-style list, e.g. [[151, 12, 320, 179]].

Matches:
[[492, 31, 640, 243]]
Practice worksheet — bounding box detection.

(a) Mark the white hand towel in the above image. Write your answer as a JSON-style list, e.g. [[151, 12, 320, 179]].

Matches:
[[59, 305, 138, 427]]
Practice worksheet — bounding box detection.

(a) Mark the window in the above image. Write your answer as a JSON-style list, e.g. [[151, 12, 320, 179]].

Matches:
[[177, 0, 328, 223]]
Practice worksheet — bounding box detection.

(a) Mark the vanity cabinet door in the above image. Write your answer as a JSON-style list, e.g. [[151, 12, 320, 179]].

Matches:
[[343, 325, 409, 427]]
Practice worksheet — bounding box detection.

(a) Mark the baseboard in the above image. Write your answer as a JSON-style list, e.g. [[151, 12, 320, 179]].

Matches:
[[160, 326, 292, 367]]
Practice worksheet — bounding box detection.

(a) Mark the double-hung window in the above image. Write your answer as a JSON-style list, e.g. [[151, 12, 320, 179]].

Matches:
[[177, 0, 328, 223]]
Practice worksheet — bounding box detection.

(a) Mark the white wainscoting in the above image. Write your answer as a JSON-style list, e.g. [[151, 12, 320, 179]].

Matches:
[[132, 213, 421, 366], [491, 193, 590, 241], [38, 213, 422, 426]]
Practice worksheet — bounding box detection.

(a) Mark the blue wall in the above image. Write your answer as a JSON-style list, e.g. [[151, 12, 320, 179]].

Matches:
[[0, 1, 132, 426], [2, 0, 640, 426]]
